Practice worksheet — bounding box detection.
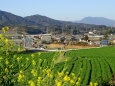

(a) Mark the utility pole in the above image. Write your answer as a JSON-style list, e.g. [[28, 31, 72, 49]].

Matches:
[[46, 27, 48, 34], [71, 29, 73, 35]]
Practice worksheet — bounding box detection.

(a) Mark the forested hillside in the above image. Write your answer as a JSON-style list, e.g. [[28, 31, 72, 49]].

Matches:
[[0, 10, 115, 34]]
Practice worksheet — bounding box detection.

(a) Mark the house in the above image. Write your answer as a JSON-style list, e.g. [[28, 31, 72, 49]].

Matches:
[[84, 32, 104, 45], [101, 40, 108, 46], [40, 34, 52, 44], [108, 36, 115, 45], [74, 35, 84, 42]]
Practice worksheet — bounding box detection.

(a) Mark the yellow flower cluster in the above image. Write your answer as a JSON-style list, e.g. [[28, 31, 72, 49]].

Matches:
[[5, 39, 9, 44], [5, 59, 9, 65], [18, 48, 21, 51], [63, 75, 70, 81], [28, 80, 36, 86], [0, 56, 3, 60], [26, 57, 29, 61], [18, 74, 24, 82], [0, 34, 2, 37], [2, 27, 9, 33], [5, 68, 9, 73], [90, 82, 98, 86], [31, 69, 37, 77], [76, 81, 79, 85], [31, 54, 35, 58], [56, 81, 62, 86], [55, 72, 80, 86], [32, 60, 36, 65], [38, 52, 41, 55], [17, 57, 22, 62], [58, 72, 64, 77]]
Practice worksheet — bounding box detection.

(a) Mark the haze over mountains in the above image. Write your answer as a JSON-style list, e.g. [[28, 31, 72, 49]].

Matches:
[[77, 17, 115, 26]]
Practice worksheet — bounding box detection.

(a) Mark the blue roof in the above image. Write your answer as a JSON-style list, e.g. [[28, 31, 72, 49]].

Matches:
[[101, 40, 108, 45]]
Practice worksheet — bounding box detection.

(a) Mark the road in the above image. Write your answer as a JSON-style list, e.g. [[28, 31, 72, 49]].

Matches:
[[25, 47, 101, 52]]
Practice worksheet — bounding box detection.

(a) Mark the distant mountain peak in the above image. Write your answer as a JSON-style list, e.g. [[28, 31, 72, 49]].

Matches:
[[77, 17, 115, 26]]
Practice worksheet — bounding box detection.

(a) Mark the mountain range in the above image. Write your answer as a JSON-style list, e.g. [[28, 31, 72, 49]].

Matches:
[[0, 10, 67, 27], [77, 17, 115, 26], [0, 10, 114, 34]]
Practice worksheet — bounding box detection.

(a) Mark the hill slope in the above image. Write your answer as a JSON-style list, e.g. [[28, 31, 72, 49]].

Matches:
[[25, 15, 64, 26], [0, 10, 36, 26]]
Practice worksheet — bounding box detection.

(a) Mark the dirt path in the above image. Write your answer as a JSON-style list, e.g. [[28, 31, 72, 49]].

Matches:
[[45, 44, 99, 49]]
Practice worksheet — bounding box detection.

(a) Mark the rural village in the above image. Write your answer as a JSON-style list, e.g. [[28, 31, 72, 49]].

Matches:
[[3, 28, 115, 51]]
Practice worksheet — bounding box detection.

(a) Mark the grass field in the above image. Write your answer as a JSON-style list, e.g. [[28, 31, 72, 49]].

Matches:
[[65, 46, 115, 85]]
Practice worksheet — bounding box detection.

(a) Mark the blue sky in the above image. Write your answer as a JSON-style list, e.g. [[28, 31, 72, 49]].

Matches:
[[0, 0, 115, 21]]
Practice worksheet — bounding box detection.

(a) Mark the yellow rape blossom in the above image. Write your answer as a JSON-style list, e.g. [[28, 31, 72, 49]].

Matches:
[[46, 69, 51, 74], [21, 64, 24, 67], [63, 75, 70, 81], [18, 48, 21, 51], [94, 82, 98, 86], [66, 72, 69, 74], [70, 80, 74, 84], [5, 59, 9, 65], [28, 80, 36, 86], [5, 39, 9, 44], [17, 57, 22, 62], [78, 77, 81, 81], [37, 77, 42, 84], [3, 76, 7, 79], [38, 52, 41, 55], [6, 27, 9, 30], [13, 55, 16, 58], [32, 60, 36, 65], [65, 58, 68, 61], [42, 69, 46, 73], [2, 27, 6, 33], [58, 72, 64, 77], [90, 82, 93, 86], [71, 73, 75, 76], [9, 64, 13, 68], [26, 57, 29, 61], [0, 56, 3, 60], [76, 82, 79, 85], [20, 70, 23, 73], [31, 54, 35, 58], [48, 73, 53, 78], [71, 73, 76, 79], [0, 34, 2, 37], [18, 74, 24, 82], [31, 69, 37, 76], [5, 68, 9, 73], [56, 81, 62, 86], [37, 77, 42, 81]]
